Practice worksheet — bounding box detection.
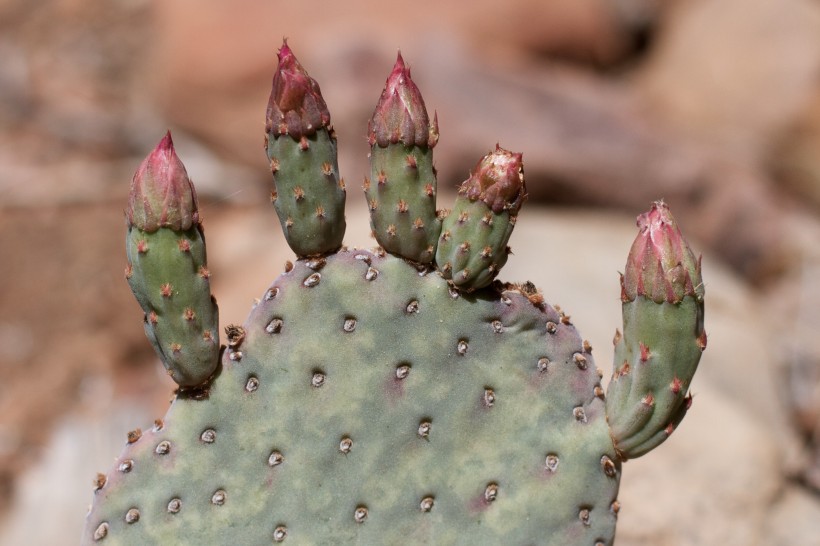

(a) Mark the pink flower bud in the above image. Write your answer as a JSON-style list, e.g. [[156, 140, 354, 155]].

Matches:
[[265, 41, 330, 139], [458, 146, 526, 214], [368, 53, 438, 148], [622, 201, 703, 304], [126, 132, 199, 232]]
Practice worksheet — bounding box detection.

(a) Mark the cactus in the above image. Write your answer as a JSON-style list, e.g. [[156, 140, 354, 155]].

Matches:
[[124, 132, 219, 387], [83, 43, 705, 545]]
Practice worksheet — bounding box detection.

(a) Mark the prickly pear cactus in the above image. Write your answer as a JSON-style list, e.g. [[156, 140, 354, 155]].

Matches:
[[83, 42, 706, 545]]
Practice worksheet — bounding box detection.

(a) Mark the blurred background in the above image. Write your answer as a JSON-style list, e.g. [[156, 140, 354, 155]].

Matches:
[[1, 0, 820, 543]]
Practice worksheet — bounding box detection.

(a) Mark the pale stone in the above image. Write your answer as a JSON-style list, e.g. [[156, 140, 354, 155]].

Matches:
[[765, 486, 820, 546], [615, 383, 780, 546]]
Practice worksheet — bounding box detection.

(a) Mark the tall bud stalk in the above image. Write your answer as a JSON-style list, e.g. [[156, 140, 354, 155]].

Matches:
[[365, 53, 441, 264], [265, 41, 346, 257], [125, 132, 219, 388], [606, 201, 706, 459]]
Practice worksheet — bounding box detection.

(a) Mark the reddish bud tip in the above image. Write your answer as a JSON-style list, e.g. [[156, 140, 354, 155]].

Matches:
[[458, 146, 527, 214], [266, 41, 330, 140], [623, 201, 704, 304], [127, 132, 199, 232], [368, 52, 436, 148]]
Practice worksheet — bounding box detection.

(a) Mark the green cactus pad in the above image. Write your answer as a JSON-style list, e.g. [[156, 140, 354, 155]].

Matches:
[[267, 128, 346, 257], [366, 144, 441, 264], [606, 296, 704, 459], [125, 225, 219, 387], [85, 250, 620, 545]]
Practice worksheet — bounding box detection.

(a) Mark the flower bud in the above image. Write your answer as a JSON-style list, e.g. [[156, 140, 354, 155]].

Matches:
[[126, 132, 199, 232], [622, 201, 703, 304], [458, 145, 526, 214], [368, 52, 438, 148], [265, 41, 330, 139]]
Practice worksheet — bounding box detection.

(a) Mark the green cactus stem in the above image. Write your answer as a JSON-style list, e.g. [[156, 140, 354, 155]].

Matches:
[[605, 201, 706, 459], [265, 41, 346, 257], [125, 132, 219, 388], [436, 146, 526, 291], [365, 53, 441, 264]]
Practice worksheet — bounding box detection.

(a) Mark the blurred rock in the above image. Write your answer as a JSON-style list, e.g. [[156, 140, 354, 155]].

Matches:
[[455, 0, 630, 65], [145, 0, 637, 168], [422, 54, 791, 283], [0, 406, 156, 546], [0, 205, 156, 516], [765, 487, 820, 546], [773, 90, 820, 211], [0, 0, 153, 159], [617, 383, 781, 546], [765, 213, 820, 493], [636, 0, 820, 159]]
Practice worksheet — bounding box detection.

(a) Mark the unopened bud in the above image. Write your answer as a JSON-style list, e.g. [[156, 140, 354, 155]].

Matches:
[[458, 146, 526, 214], [622, 201, 703, 303], [265, 41, 330, 139], [126, 132, 199, 232], [368, 53, 438, 148]]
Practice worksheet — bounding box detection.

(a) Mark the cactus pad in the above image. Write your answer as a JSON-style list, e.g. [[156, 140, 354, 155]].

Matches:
[[84, 42, 704, 545], [85, 251, 620, 544]]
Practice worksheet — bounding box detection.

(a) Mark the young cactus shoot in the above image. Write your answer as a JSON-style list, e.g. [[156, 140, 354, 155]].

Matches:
[[124, 132, 219, 388]]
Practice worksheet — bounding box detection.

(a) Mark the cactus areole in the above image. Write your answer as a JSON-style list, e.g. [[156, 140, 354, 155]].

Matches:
[[84, 43, 706, 545]]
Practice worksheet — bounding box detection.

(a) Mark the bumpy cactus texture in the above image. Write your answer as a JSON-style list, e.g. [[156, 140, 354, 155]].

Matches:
[[83, 42, 705, 545]]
